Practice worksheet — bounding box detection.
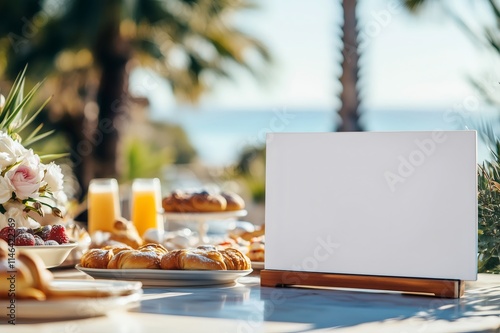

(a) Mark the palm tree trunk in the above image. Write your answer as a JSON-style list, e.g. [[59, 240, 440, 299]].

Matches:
[[338, 0, 362, 132], [93, 17, 132, 184]]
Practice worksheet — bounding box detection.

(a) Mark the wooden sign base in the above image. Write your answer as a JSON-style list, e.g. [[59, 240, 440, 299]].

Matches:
[[260, 269, 465, 298]]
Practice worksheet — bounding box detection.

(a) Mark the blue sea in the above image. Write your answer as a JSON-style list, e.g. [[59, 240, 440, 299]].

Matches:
[[155, 108, 498, 166]]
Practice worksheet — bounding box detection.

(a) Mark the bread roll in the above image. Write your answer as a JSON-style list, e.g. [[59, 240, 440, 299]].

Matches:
[[107, 249, 161, 269]]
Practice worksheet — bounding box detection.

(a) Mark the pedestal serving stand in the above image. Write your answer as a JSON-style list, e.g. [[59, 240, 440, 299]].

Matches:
[[164, 210, 247, 245]]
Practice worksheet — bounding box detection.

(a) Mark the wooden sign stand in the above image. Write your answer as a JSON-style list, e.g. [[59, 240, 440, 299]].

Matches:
[[260, 269, 465, 298]]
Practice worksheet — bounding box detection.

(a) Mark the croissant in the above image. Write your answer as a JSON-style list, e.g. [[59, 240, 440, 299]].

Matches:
[[107, 249, 161, 269], [160, 246, 250, 270], [80, 245, 132, 269], [0, 239, 53, 300], [109, 218, 144, 248], [138, 243, 168, 256]]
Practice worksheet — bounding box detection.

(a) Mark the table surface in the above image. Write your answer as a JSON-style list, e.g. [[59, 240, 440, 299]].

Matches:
[[3, 269, 500, 333]]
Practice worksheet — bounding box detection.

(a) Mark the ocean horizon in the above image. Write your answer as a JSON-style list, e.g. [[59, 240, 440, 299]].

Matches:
[[152, 107, 498, 166]]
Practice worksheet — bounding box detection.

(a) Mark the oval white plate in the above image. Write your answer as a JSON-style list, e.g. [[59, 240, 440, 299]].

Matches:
[[16, 242, 78, 268], [76, 264, 252, 287], [16, 279, 142, 320]]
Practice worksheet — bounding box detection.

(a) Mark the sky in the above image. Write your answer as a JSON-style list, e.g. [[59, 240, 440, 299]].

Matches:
[[136, 0, 498, 117], [209, 0, 493, 111]]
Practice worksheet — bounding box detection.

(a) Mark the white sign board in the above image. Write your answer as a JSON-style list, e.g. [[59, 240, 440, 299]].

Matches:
[[265, 131, 477, 281]]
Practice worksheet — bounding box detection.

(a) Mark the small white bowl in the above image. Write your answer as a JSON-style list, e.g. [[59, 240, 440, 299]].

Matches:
[[16, 242, 78, 268]]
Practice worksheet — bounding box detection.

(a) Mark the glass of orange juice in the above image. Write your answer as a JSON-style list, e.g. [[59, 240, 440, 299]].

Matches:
[[87, 178, 121, 235], [130, 178, 164, 238]]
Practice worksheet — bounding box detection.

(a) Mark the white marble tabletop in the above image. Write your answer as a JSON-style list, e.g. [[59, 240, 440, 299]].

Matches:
[[3, 271, 500, 333]]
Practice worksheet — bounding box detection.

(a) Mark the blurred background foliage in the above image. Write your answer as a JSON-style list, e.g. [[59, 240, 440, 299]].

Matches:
[[0, 0, 270, 200]]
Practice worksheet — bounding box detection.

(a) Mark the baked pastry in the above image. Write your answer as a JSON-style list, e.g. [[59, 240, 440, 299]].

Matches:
[[162, 190, 229, 213], [160, 245, 250, 270], [0, 239, 52, 300], [247, 236, 265, 262], [190, 191, 227, 212], [80, 245, 127, 269], [107, 249, 161, 269], [220, 191, 245, 211], [108, 218, 143, 249], [138, 243, 168, 256]]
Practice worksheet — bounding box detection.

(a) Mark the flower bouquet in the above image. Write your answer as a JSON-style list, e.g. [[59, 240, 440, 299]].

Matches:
[[0, 66, 66, 230]]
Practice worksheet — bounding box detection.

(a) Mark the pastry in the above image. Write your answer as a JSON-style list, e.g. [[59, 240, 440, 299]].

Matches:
[[138, 243, 168, 256], [159, 245, 250, 270], [108, 218, 144, 249], [190, 191, 227, 212], [220, 191, 245, 211], [162, 190, 232, 213], [0, 239, 52, 300], [107, 249, 161, 269], [247, 236, 265, 262]]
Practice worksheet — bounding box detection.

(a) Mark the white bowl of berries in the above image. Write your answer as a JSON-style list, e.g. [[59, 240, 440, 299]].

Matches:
[[1, 224, 78, 268]]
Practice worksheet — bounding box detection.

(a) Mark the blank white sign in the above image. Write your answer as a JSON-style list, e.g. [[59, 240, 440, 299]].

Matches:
[[265, 131, 477, 281]]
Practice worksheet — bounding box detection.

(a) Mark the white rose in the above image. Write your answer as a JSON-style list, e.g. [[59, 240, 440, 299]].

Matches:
[[43, 162, 64, 193], [0, 131, 26, 170], [0, 176, 14, 203], [5, 149, 44, 200], [3, 201, 34, 228]]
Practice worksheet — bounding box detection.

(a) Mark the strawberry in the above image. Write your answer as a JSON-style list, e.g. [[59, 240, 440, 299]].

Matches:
[[0, 226, 14, 243], [15, 233, 36, 246], [47, 224, 69, 244]]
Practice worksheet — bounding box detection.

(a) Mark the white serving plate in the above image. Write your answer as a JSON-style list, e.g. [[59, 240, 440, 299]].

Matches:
[[76, 264, 252, 287], [16, 279, 142, 320]]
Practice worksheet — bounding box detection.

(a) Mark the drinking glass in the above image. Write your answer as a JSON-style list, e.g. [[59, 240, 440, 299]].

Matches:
[[87, 178, 121, 235], [130, 178, 164, 238]]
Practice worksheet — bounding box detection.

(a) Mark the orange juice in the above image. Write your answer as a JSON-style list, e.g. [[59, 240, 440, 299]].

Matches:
[[87, 179, 120, 234], [131, 178, 163, 237]]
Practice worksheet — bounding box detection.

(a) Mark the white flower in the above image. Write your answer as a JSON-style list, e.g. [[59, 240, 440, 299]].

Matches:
[[2, 201, 39, 228], [0, 176, 13, 203], [43, 162, 64, 193], [5, 149, 44, 200], [0, 131, 26, 170]]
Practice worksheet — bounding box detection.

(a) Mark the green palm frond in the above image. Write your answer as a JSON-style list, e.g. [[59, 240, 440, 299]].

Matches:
[[0, 65, 53, 146]]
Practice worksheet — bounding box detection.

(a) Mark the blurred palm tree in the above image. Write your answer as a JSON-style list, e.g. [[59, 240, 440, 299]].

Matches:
[[0, 0, 270, 197], [338, 0, 362, 132], [403, 0, 500, 106]]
